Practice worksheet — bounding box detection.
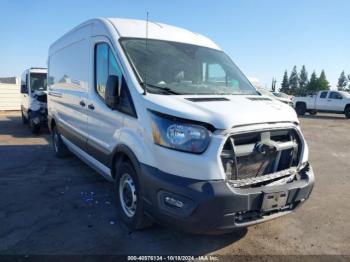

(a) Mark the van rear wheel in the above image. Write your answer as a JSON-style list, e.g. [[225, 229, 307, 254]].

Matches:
[[114, 160, 151, 230], [52, 126, 69, 158]]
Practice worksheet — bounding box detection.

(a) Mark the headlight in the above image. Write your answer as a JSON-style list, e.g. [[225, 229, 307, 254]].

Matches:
[[149, 111, 211, 153]]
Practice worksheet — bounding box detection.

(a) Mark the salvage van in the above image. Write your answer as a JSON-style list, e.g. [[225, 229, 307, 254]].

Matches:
[[48, 18, 314, 234], [20, 67, 48, 133]]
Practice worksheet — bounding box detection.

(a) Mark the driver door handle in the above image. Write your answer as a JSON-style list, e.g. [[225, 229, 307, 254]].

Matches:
[[88, 104, 95, 110], [79, 100, 86, 107]]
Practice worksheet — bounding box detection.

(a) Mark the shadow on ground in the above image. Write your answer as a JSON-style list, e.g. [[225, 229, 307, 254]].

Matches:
[[298, 114, 347, 120], [0, 115, 50, 138], [0, 114, 246, 255]]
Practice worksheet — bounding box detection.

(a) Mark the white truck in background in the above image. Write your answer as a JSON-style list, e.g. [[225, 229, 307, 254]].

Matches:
[[293, 90, 350, 118]]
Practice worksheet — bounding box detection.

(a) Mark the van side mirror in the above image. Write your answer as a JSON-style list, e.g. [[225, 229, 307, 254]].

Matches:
[[20, 84, 28, 94], [105, 75, 120, 109]]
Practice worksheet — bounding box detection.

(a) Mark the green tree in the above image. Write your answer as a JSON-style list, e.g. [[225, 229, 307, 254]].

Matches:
[[298, 65, 308, 95], [318, 70, 330, 91], [289, 66, 299, 95], [337, 71, 348, 91], [280, 70, 290, 94], [307, 71, 319, 93]]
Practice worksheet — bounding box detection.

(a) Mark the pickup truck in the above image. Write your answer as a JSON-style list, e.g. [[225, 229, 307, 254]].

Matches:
[[293, 90, 350, 118]]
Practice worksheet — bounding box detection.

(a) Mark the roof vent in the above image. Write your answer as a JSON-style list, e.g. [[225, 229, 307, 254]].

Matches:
[[185, 97, 230, 102]]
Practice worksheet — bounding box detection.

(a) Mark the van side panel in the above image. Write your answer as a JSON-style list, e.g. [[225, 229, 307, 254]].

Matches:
[[48, 24, 92, 150]]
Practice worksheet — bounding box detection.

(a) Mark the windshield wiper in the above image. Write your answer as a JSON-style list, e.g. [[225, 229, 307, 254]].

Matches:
[[140, 82, 182, 95]]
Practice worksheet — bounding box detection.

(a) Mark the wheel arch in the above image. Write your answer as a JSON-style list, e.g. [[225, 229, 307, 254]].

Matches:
[[110, 144, 141, 179], [296, 101, 306, 108]]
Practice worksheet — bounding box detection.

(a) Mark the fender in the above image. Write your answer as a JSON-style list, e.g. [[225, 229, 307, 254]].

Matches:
[[109, 144, 141, 179]]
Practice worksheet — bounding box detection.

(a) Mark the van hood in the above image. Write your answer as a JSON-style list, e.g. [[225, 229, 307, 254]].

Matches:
[[144, 94, 298, 130]]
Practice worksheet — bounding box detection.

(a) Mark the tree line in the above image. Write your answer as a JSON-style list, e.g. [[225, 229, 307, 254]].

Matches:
[[278, 66, 330, 96], [337, 71, 350, 91]]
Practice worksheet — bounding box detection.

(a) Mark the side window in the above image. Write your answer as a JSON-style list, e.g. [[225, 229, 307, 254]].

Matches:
[[329, 92, 342, 99], [320, 91, 327, 99], [109, 48, 122, 86], [20, 74, 28, 93], [207, 64, 226, 82], [95, 42, 137, 117], [95, 43, 109, 99]]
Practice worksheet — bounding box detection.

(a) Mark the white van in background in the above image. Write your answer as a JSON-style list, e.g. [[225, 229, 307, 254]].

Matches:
[[20, 67, 48, 133], [48, 18, 314, 234]]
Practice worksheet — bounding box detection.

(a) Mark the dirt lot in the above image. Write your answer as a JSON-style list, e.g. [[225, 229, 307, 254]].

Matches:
[[0, 111, 349, 256]]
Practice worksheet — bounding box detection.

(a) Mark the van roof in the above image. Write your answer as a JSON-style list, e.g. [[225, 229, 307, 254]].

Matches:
[[29, 68, 47, 73], [49, 18, 222, 56], [106, 18, 221, 50]]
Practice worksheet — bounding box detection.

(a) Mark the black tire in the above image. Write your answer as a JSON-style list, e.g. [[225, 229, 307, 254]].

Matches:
[[21, 109, 28, 124], [114, 160, 151, 230], [309, 110, 317, 115], [345, 106, 350, 119], [296, 103, 306, 116], [52, 125, 69, 158], [29, 115, 40, 134]]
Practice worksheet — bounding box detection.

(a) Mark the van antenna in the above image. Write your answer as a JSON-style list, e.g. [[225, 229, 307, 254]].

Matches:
[[143, 11, 149, 95]]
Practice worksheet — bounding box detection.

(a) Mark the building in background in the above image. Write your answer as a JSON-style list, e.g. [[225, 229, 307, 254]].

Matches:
[[0, 76, 19, 85], [0, 76, 21, 110]]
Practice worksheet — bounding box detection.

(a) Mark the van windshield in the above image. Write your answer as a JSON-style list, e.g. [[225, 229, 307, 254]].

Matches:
[[120, 38, 258, 95], [30, 73, 47, 92]]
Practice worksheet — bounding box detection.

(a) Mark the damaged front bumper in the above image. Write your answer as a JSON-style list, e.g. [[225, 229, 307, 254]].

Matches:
[[30, 108, 48, 125], [140, 163, 314, 234]]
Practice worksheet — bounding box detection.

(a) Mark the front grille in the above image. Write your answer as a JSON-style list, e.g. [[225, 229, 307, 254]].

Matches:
[[221, 128, 301, 186]]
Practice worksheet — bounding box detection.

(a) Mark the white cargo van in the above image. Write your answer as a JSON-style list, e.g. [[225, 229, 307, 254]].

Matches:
[[48, 18, 314, 234], [20, 67, 48, 133]]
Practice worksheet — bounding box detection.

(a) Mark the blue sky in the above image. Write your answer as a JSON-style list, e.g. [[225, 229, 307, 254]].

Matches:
[[0, 0, 349, 89]]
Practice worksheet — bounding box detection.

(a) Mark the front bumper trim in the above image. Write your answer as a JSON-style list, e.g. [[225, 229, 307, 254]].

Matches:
[[228, 167, 297, 188], [140, 163, 314, 234]]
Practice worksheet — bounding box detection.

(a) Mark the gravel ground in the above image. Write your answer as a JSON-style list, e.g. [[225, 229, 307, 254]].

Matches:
[[0, 111, 349, 257]]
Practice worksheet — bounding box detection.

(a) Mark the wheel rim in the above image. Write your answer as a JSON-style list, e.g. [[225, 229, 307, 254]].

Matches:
[[53, 130, 59, 153], [119, 173, 137, 218]]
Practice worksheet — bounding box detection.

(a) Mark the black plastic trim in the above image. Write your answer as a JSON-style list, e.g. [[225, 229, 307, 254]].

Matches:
[[139, 163, 314, 234], [58, 122, 87, 151], [86, 139, 110, 167], [185, 97, 230, 102]]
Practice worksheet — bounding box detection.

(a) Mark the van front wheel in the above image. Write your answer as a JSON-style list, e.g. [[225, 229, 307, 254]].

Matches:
[[114, 161, 151, 230]]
